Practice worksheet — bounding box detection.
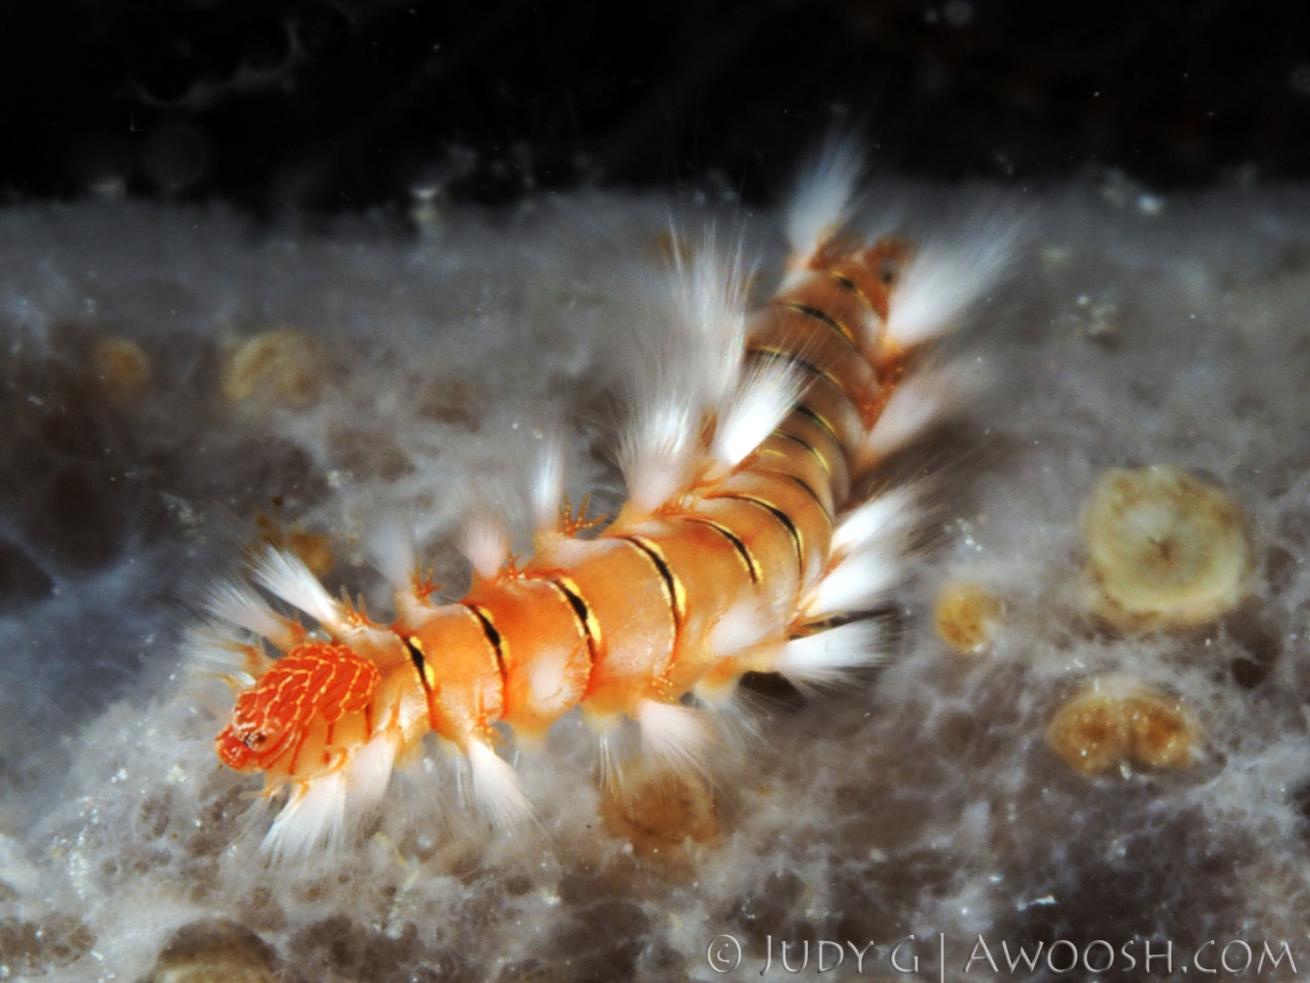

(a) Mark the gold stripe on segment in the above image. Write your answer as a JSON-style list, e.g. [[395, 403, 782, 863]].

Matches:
[[678, 515, 761, 584], [621, 536, 686, 633], [748, 343, 844, 394], [795, 403, 842, 450], [776, 300, 857, 347], [827, 270, 877, 321], [773, 427, 832, 477], [753, 467, 832, 521], [464, 603, 508, 684], [709, 492, 805, 575], [550, 576, 603, 669]]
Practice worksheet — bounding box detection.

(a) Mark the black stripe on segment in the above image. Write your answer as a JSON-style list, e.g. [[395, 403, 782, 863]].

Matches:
[[620, 536, 685, 633], [403, 634, 438, 731], [795, 403, 843, 450], [748, 344, 844, 395], [548, 577, 602, 669], [463, 604, 508, 684], [776, 301, 857, 347], [403, 635, 431, 691], [827, 270, 877, 320], [773, 427, 832, 477], [753, 468, 832, 521], [678, 516, 761, 584], [710, 492, 805, 575]]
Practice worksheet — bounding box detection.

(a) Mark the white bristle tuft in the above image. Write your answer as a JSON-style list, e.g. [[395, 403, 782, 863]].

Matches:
[[593, 726, 629, 794], [618, 393, 701, 514], [710, 357, 807, 472], [707, 596, 779, 657], [344, 732, 399, 816], [885, 219, 1018, 347], [618, 227, 755, 514], [262, 771, 349, 862], [467, 740, 533, 831], [786, 133, 865, 265], [670, 227, 752, 412], [458, 513, 510, 580], [832, 486, 918, 556], [636, 699, 714, 777], [695, 682, 766, 747], [864, 363, 981, 460], [181, 621, 264, 683], [531, 434, 564, 531], [774, 620, 889, 687], [252, 547, 346, 632], [207, 580, 295, 648], [367, 516, 418, 593], [802, 543, 905, 620]]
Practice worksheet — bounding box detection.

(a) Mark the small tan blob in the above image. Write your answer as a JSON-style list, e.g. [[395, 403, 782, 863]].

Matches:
[[93, 337, 152, 402], [221, 329, 322, 408], [146, 918, 280, 983], [934, 581, 1002, 654]]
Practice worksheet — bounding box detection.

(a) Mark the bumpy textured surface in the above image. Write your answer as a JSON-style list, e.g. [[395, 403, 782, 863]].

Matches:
[[1, 181, 1308, 981]]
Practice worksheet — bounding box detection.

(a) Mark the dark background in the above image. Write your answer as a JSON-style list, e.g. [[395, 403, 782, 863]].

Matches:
[[2, 0, 1308, 213]]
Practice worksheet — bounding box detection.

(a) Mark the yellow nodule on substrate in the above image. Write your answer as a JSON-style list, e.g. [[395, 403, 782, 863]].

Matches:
[[1046, 677, 1197, 775], [1082, 465, 1250, 631], [221, 329, 323, 408], [934, 581, 1003, 655], [93, 337, 152, 402], [600, 769, 718, 858]]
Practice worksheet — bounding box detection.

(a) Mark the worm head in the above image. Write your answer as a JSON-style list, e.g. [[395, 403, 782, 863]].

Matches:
[[215, 641, 380, 776]]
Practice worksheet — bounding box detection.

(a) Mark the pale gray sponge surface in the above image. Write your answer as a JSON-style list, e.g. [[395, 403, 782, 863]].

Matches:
[[0, 182, 1307, 981]]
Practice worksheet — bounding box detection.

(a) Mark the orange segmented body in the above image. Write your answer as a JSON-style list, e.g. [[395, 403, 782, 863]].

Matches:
[[413, 237, 908, 731], [216, 642, 379, 777], [199, 207, 985, 852]]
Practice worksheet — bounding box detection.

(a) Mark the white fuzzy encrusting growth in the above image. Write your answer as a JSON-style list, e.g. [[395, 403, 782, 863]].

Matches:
[[709, 357, 807, 473], [785, 133, 865, 267], [773, 619, 889, 688], [251, 547, 348, 634], [884, 216, 1019, 347]]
